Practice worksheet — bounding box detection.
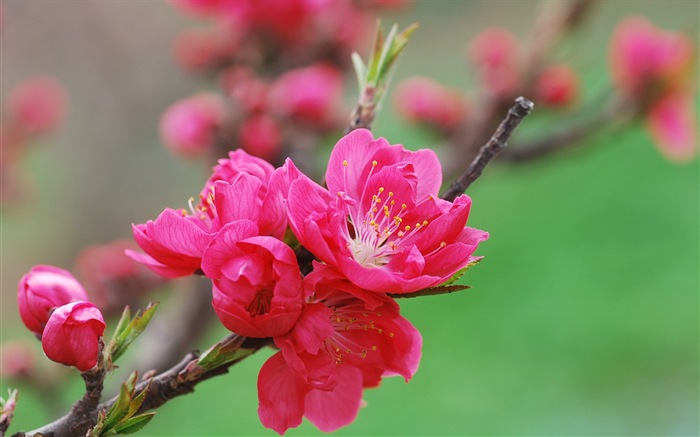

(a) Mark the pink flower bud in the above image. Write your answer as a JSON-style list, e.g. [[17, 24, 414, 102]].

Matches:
[[159, 93, 225, 158], [468, 28, 520, 96], [41, 301, 105, 372], [17, 265, 88, 336], [646, 92, 698, 162], [267, 64, 344, 126], [393, 77, 467, 130], [534, 64, 580, 107], [173, 26, 239, 71], [239, 115, 282, 163], [220, 67, 269, 113], [6, 76, 68, 135]]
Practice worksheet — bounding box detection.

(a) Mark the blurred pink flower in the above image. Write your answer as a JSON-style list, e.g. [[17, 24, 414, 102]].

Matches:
[[220, 67, 269, 113], [17, 265, 88, 336], [468, 28, 520, 96], [6, 76, 68, 135], [267, 64, 344, 127], [534, 64, 580, 107], [159, 93, 225, 158], [393, 76, 467, 130], [173, 26, 239, 71], [41, 301, 105, 372], [287, 129, 488, 294], [609, 17, 693, 98], [0, 341, 36, 379], [647, 93, 698, 162], [202, 229, 304, 338], [609, 17, 697, 161], [258, 268, 421, 434], [239, 114, 282, 163]]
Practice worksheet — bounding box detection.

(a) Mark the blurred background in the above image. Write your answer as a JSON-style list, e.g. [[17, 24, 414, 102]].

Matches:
[[1, 0, 698, 435]]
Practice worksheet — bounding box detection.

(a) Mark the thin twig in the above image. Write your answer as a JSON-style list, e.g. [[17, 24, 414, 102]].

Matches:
[[441, 97, 534, 202]]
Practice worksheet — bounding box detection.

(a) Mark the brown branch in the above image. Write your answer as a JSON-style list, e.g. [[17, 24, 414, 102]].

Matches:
[[15, 338, 270, 437], [345, 87, 377, 134], [441, 97, 534, 202]]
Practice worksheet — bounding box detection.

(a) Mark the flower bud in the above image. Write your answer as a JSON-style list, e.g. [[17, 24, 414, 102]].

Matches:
[[468, 28, 520, 96], [17, 265, 88, 336], [0, 340, 36, 379], [41, 301, 105, 372], [534, 64, 579, 107], [393, 77, 467, 130], [159, 93, 225, 158]]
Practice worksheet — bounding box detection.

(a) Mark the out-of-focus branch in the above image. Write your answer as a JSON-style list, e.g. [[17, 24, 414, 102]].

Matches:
[[441, 97, 534, 202], [499, 96, 633, 162]]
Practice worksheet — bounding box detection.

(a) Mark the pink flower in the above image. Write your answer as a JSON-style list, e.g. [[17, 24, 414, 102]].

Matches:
[[220, 67, 269, 113], [257, 268, 422, 434], [41, 301, 105, 372], [17, 265, 88, 336], [609, 17, 693, 99], [201, 148, 275, 196], [287, 129, 488, 294], [6, 76, 68, 135], [468, 28, 520, 96], [129, 162, 295, 277], [173, 26, 239, 71], [393, 77, 466, 130], [159, 93, 225, 158], [202, 225, 304, 338], [647, 93, 698, 162], [239, 115, 283, 163], [267, 64, 344, 127], [534, 64, 579, 107]]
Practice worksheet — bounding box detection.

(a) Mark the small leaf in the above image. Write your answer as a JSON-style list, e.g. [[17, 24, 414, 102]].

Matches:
[[101, 382, 132, 432], [443, 257, 482, 286], [112, 413, 156, 435], [389, 284, 471, 299], [110, 301, 159, 362], [351, 52, 368, 95], [126, 380, 151, 418]]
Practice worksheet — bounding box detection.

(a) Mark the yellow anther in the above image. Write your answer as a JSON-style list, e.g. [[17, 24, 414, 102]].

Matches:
[[388, 191, 394, 197], [440, 241, 447, 248], [388, 332, 394, 337], [422, 220, 428, 226], [401, 203, 407, 209], [343, 160, 348, 166], [378, 187, 384, 193], [372, 160, 378, 167], [180, 209, 188, 216], [371, 346, 377, 351], [404, 225, 411, 231]]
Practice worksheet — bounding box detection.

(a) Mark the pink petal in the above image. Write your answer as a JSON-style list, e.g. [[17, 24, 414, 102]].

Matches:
[[325, 129, 378, 198], [258, 352, 308, 435], [304, 364, 364, 433]]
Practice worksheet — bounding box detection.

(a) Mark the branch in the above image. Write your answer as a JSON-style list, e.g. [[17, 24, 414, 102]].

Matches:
[[16, 338, 269, 437], [441, 97, 534, 201]]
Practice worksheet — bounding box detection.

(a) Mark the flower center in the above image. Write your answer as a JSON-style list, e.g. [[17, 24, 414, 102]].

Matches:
[[339, 159, 429, 268]]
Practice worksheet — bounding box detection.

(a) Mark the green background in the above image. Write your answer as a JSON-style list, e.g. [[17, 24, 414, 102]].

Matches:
[[1, 1, 697, 435]]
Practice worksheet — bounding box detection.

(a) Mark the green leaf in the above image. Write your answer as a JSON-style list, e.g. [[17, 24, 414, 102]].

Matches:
[[389, 284, 471, 299], [109, 301, 159, 362], [126, 380, 151, 418], [112, 413, 156, 435], [351, 52, 368, 95], [443, 258, 482, 286], [197, 334, 257, 372]]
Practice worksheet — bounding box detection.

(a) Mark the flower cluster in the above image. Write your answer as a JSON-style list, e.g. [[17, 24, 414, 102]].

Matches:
[[129, 128, 487, 433], [17, 266, 105, 372], [160, 0, 404, 163]]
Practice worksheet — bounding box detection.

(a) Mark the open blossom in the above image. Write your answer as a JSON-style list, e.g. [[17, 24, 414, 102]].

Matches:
[[41, 301, 105, 372], [129, 152, 296, 278], [202, 225, 303, 338], [287, 129, 488, 294], [17, 265, 88, 336], [258, 266, 421, 434]]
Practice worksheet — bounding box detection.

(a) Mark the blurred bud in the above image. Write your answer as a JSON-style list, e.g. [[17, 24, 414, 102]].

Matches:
[[169, 0, 222, 18], [159, 93, 225, 158], [394, 77, 467, 130], [173, 25, 239, 71], [267, 64, 344, 127], [75, 240, 166, 317], [17, 265, 88, 336], [41, 301, 105, 372], [468, 28, 520, 96], [6, 76, 68, 135], [647, 93, 698, 162], [609, 17, 693, 100], [239, 114, 282, 163], [0, 341, 36, 379], [534, 64, 579, 107], [220, 67, 269, 113]]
